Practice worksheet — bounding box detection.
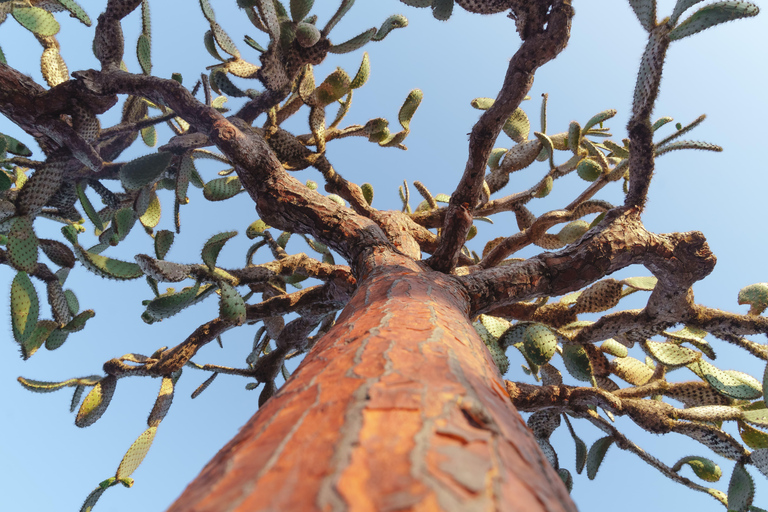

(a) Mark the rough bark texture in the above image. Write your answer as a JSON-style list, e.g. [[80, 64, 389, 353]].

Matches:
[[168, 258, 576, 512]]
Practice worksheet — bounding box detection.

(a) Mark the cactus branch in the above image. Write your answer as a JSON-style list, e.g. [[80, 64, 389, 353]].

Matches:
[[427, 0, 574, 273]]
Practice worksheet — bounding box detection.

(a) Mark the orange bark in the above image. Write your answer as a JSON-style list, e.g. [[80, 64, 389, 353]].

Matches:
[[168, 264, 576, 512]]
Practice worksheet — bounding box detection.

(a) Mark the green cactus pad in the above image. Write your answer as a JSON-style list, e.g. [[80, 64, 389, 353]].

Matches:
[[203, 30, 226, 62], [136, 32, 152, 74], [202, 231, 237, 270], [737, 421, 768, 449], [1, 134, 32, 156], [61, 309, 95, 333], [115, 426, 157, 479], [75, 375, 117, 427], [144, 282, 211, 320], [153, 230, 174, 260], [11, 271, 39, 345], [688, 360, 763, 400], [219, 281, 246, 325], [20, 319, 59, 359], [147, 377, 174, 427], [644, 340, 701, 367], [64, 289, 79, 315], [669, 1, 759, 41], [176, 153, 194, 202], [672, 455, 722, 482], [484, 340, 509, 375], [75, 183, 104, 230], [328, 28, 376, 54], [12, 6, 60, 36], [557, 220, 589, 245], [398, 89, 423, 131], [139, 191, 161, 228], [583, 109, 617, 132], [246, 220, 269, 239], [738, 282, 768, 315], [199, 0, 216, 21], [359, 183, 374, 205], [727, 463, 755, 511], [203, 176, 242, 201], [7, 216, 39, 273], [621, 276, 657, 291], [75, 245, 144, 280], [523, 324, 558, 365], [471, 97, 494, 110], [211, 20, 240, 57], [373, 14, 408, 40], [120, 152, 173, 190], [350, 52, 370, 89], [290, 0, 314, 21], [295, 22, 321, 47], [562, 343, 593, 382], [431, 0, 453, 20], [586, 436, 613, 480], [55, 0, 92, 26], [576, 158, 602, 182], [502, 108, 530, 143], [316, 68, 351, 106], [44, 328, 69, 350], [113, 208, 137, 242], [600, 339, 628, 358], [17, 375, 100, 393]]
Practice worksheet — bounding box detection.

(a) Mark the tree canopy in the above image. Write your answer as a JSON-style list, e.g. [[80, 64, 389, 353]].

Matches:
[[1, 1, 768, 511]]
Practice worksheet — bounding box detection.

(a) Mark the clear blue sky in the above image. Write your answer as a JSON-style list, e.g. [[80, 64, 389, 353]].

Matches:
[[0, 1, 767, 511]]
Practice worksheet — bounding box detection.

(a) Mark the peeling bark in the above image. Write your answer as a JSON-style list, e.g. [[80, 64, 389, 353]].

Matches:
[[168, 259, 576, 512]]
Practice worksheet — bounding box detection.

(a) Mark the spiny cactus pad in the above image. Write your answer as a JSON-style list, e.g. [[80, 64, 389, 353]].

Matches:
[[219, 281, 246, 325], [202, 231, 237, 270], [12, 6, 60, 36], [572, 278, 622, 314], [688, 360, 763, 400], [523, 324, 558, 365], [143, 282, 216, 321], [119, 152, 173, 190], [203, 176, 242, 201], [75, 375, 117, 427], [727, 463, 755, 510], [11, 271, 39, 345], [586, 436, 613, 480], [7, 216, 39, 273], [75, 245, 144, 280], [147, 377, 174, 427], [20, 319, 59, 359], [115, 426, 157, 479], [644, 340, 701, 367], [561, 343, 593, 382], [738, 282, 768, 316], [669, 2, 759, 42]]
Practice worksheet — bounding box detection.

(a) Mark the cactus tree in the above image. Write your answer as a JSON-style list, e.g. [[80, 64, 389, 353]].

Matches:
[[1, 1, 767, 511]]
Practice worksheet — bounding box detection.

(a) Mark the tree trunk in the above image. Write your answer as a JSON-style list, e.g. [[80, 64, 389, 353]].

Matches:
[[167, 263, 577, 512]]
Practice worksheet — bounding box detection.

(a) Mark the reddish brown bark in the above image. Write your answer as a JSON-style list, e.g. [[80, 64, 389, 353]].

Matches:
[[168, 258, 576, 512]]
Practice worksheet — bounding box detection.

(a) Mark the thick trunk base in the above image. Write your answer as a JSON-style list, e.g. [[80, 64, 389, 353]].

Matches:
[[168, 267, 576, 512]]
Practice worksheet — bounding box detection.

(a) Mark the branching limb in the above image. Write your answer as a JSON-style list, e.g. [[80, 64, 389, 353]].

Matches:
[[583, 415, 728, 507], [626, 22, 672, 210], [427, 0, 573, 273], [70, 69, 396, 270], [97, 112, 178, 142], [462, 209, 715, 317]]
